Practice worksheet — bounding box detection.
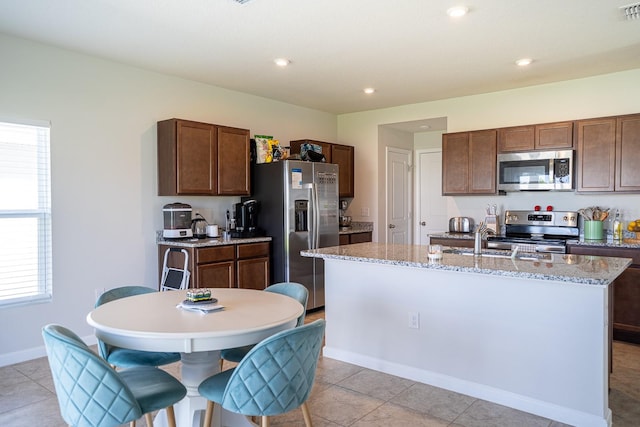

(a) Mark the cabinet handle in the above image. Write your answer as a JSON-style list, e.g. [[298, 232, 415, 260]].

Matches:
[[388, 224, 396, 229], [420, 221, 426, 226]]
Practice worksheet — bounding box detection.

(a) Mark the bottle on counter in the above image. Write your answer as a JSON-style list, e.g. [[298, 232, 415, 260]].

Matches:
[[613, 209, 623, 241]]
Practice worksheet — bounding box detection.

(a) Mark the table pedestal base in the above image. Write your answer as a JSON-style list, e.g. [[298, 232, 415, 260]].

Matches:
[[154, 350, 256, 427]]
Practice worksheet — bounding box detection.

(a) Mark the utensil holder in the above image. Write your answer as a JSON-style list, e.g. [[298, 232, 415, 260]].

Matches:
[[584, 220, 603, 240]]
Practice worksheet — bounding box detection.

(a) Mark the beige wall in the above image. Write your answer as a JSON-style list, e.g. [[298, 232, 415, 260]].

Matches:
[[0, 34, 337, 365], [337, 69, 640, 239]]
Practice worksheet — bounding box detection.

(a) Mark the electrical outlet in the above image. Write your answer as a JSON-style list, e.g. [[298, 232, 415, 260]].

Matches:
[[409, 312, 420, 329], [361, 207, 370, 217]]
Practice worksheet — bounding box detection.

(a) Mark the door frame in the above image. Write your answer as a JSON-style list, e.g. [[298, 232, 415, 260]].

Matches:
[[385, 146, 412, 244]]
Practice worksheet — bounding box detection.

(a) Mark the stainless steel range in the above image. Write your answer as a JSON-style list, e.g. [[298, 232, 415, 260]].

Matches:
[[487, 210, 579, 254]]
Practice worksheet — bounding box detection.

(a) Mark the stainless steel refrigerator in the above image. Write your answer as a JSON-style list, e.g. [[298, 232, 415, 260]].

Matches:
[[251, 160, 339, 309]]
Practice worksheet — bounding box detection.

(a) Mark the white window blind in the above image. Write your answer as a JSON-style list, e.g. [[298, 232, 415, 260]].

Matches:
[[0, 120, 52, 306]]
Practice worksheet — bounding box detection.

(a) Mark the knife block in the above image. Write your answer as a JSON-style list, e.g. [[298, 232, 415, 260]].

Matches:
[[484, 214, 499, 235]]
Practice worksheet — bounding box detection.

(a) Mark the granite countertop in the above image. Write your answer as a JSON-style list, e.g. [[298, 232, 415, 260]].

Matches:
[[301, 242, 631, 286], [339, 221, 373, 235], [157, 235, 271, 248]]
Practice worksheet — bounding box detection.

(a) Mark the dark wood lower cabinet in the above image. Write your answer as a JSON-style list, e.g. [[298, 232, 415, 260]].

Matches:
[[339, 232, 372, 245], [158, 241, 270, 290], [567, 244, 640, 344]]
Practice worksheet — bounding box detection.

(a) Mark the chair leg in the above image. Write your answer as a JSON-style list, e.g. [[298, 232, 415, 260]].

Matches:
[[219, 358, 224, 371], [145, 413, 153, 426], [301, 402, 313, 427], [166, 405, 177, 427], [261, 415, 269, 427], [129, 421, 136, 427], [203, 401, 215, 427]]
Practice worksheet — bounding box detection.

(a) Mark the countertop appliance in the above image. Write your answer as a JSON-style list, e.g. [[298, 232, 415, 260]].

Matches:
[[163, 203, 193, 239], [449, 217, 474, 233], [487, 210, 579, 253], [497, 150, 574, 192], [251, 160, 339, 309], [231, 199, 264, 238], [191, 213, 208, 239]]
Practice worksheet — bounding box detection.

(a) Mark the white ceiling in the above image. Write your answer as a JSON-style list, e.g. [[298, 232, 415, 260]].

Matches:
[[1, 0, 639, 115]]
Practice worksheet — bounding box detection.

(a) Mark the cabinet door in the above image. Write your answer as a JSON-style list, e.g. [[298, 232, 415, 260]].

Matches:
[[237, 257, 270, 289], [469, 130, 497, 194], [498, 126, 534, 152], [197, 261, 235, 288], [576, 118, 616, 192], [332, 144, 355, 197], [217, 126, 250, 195], [157, 119, 217, 196], [339, 234, 350, 245], [442, 132, 470, 194], [176, 121, 217, 195], [616, 114, 640, 192], [535, 121, 573, 149]]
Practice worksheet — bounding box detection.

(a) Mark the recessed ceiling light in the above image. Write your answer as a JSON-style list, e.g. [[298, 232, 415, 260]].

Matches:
[[363, 88, 375, 94], [515, 58, 533, 66], [447, 6, 468, 17], [274, 58, 290, 67]]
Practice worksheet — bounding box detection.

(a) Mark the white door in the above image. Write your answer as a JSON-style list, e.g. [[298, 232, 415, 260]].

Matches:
[[386, 148, 411, 244], [415, 149, 449, 245]]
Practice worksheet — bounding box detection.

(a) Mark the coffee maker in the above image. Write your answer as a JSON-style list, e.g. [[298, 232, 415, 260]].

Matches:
[[231, 199, 264, 238]]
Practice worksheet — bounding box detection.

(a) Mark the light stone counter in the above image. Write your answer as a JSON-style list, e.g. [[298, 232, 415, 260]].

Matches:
[[302, 242, 630, 286], [157, 235, 271, 248]]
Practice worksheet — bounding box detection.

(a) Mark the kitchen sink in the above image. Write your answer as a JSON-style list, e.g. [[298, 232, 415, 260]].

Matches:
[[442, 248, 550, 261]]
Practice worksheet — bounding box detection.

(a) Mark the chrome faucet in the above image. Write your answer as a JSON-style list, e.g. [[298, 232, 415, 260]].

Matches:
[[474, 222, 494, 255]]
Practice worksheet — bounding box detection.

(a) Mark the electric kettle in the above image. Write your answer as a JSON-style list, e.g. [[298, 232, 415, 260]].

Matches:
[[191, 214, 208, 239]]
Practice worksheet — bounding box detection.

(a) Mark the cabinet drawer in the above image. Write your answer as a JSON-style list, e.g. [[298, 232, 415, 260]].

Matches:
[[350, 232, 372, 244], [339, 234, 350, 245], [196, 246, 235, 264], [237, 242, 270, 259]]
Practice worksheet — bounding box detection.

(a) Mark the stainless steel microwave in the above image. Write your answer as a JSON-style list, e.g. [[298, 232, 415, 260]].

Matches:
[[497, 150, 574, 192]]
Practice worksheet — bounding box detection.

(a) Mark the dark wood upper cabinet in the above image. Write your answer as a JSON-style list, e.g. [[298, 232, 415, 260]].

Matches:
[[217, 126, 251, 195], [331, 144, 355, 197], [576, 113, 640, 192], [535, 121, 573, 150], [443, 129, 496, 195], [576, 117, 616, 192], [289, 139, 355, 198], [157, 118, 250, 196], [616, 114, 640, 192], [498, 121, 573, 153], [498, 125, 534, 152], [442, 132, 470, 194]]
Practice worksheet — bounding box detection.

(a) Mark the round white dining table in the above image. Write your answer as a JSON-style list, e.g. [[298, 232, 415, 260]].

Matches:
[[87, 288, 303, 427]]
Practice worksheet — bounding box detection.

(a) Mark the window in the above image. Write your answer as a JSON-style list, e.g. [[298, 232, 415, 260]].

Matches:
[[0, 119, 52, 306]]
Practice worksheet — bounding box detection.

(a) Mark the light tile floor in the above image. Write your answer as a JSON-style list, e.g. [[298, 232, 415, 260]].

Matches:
[[1, 309, 639, 426]]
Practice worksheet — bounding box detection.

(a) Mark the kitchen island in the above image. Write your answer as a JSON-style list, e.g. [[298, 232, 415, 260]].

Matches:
[[301, 243, 631, 427]]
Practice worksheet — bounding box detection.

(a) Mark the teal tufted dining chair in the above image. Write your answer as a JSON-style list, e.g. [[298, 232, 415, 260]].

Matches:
[[199, 319, 325, 427], [95, 286, 181, 368], [220, 282, 308, 368], [42, 324, 187, 427]]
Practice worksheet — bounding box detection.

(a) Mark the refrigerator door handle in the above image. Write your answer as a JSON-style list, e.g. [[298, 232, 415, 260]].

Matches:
[[312, 183, 320, 249], [302, 183, 317, 249]]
